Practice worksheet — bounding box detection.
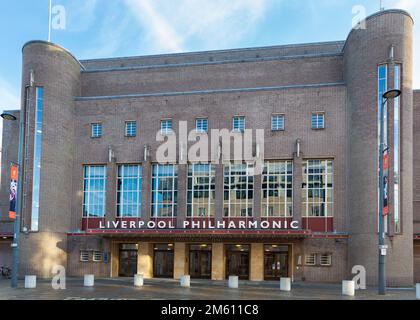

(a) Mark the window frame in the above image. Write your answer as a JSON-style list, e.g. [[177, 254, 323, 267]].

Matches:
[[151, 164, 178, 218], [311, 112, 325, 130], [80, 250, 90, 262], [116, 164, 143, 218], [82, 165, 107, 218], [91, 122, 103, 138], [223, 163, 254, 218], [320, 253, 332, 266], [261, 161, 293, 218], [160, 119, 174, 135], [93, 251, 103, 262], [271, 114, 285, 132], [187, 163, 216, 218], [232, 116, 246, 133], [304, 253, 316, 266], [195, 118, 209, 134], [125, 121, 137, 137], [302, 159, 334, 218]]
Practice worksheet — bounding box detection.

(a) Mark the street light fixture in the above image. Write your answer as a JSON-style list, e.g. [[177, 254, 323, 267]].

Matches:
[[378, 88, 401, 296], [1, 111, 24, 288]]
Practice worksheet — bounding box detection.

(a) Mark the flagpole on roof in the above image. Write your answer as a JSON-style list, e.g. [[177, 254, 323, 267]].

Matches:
[[48, 0, 52, 42]]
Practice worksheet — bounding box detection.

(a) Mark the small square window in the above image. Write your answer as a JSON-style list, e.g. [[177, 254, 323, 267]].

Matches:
[[320, 254, 332, 266], [80, 250, 89, 262], [161, 119, 173, 135], [312, 113, 325, 129], [305, 253, 316, 266], [93, 251, 103, 262], [196, 118, 208, 133], [233, 116, 245, 133], [125, 121, 137, 137], [91, 123, 102, 138], [272, 114, 285, 131]]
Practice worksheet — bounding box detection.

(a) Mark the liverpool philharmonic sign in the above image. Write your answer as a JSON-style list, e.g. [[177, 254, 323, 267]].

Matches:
[[99, 220, 300, 230]]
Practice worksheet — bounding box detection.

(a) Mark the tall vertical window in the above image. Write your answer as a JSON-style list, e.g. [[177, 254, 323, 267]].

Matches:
[[271, 114, 285, 131], [91, 123, 102, 138], [196, 118, 208, 133], [262, 161, 293, 217], [31, 87, 44, 231], [378, 65, 388, 231], [311, 113, 325, 129], [161, 119, 173, 135], [125, 121, 137, 137], [224, 163, 254, 217], [151, 164, 178, 217], [394, 64, 401, 233], [83, 166, 107, 217], [117, 165, 142, 217], [187, 164, 215, 217], [302, 160, 333, 217], [233, 116, 245, 133]]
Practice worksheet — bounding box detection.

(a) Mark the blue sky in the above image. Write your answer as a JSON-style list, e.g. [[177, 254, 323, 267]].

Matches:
[[0, 0, 418, 116]]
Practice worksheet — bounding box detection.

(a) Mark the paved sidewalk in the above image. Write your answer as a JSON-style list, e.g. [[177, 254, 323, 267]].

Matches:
[[0, 278, 417, 300]]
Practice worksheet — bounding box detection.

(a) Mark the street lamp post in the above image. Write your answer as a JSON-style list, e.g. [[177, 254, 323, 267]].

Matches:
[[378, 88, 401, 295], [1, 110, 25, 288]]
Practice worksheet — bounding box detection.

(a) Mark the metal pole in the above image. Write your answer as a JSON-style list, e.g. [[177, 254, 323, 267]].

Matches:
[[378, 97, 387, 295]]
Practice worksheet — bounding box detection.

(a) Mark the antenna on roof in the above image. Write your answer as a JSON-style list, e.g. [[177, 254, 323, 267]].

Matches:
[[48, 0, 52, 42], [380, 0, 385, 11]]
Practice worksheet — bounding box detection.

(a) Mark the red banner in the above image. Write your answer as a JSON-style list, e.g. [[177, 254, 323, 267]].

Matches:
[[9, 164, 18, 220], [383, 153, 389, 216]]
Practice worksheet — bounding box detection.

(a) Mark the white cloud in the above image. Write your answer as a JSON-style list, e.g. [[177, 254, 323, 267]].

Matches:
[[0, 78, 20, 111], [124, 0, 273, 53], [0, 77, 20, 153], [64, 0, 98, 32], [389, 0, 420, 89]]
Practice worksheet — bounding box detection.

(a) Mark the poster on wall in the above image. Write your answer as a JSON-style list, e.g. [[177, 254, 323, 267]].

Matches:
[[9, 164, 18, 220]]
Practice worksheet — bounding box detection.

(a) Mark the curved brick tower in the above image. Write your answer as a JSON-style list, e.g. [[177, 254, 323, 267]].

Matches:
[[344, 10, 414, 286], [19, 41, 81, 277]]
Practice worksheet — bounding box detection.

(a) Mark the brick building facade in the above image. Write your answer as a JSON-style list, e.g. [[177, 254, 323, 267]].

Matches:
[[1, 9, 419, 286]]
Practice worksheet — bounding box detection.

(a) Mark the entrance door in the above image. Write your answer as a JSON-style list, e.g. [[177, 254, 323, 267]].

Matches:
[[226, 245, 250, 280], [189, 244, 212, 279], [264, 245, 289, 280], [119, 244, 138, 277], [153, 244, 174, 278]]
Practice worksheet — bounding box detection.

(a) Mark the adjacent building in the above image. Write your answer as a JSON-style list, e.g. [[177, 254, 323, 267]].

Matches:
[[1, 9, 419, 286]]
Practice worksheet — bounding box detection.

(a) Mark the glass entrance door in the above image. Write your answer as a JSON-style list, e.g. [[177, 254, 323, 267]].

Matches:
[[119, 244, 138, 277], [189, 244, 212, 279], [226, 244, 250, 280], [264, 245, 289, 280], [153, 244, 174, 278]]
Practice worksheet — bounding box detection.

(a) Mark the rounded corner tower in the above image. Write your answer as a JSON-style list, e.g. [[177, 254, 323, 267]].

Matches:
[[344, 10, 414, 286], [19, 41, 82, 277]]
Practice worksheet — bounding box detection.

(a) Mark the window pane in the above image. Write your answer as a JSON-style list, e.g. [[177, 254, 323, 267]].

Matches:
[[187, 164, 215, 217], [261, 161, 293, 217], [302, 160, 333, 217], [223, 163, 254, 217], [117, 165, 142, 217], [83, 165, 107, 217], [125, 121, 137, 137], [151, 164, 178, 217], [272, 115, 285, 131]]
